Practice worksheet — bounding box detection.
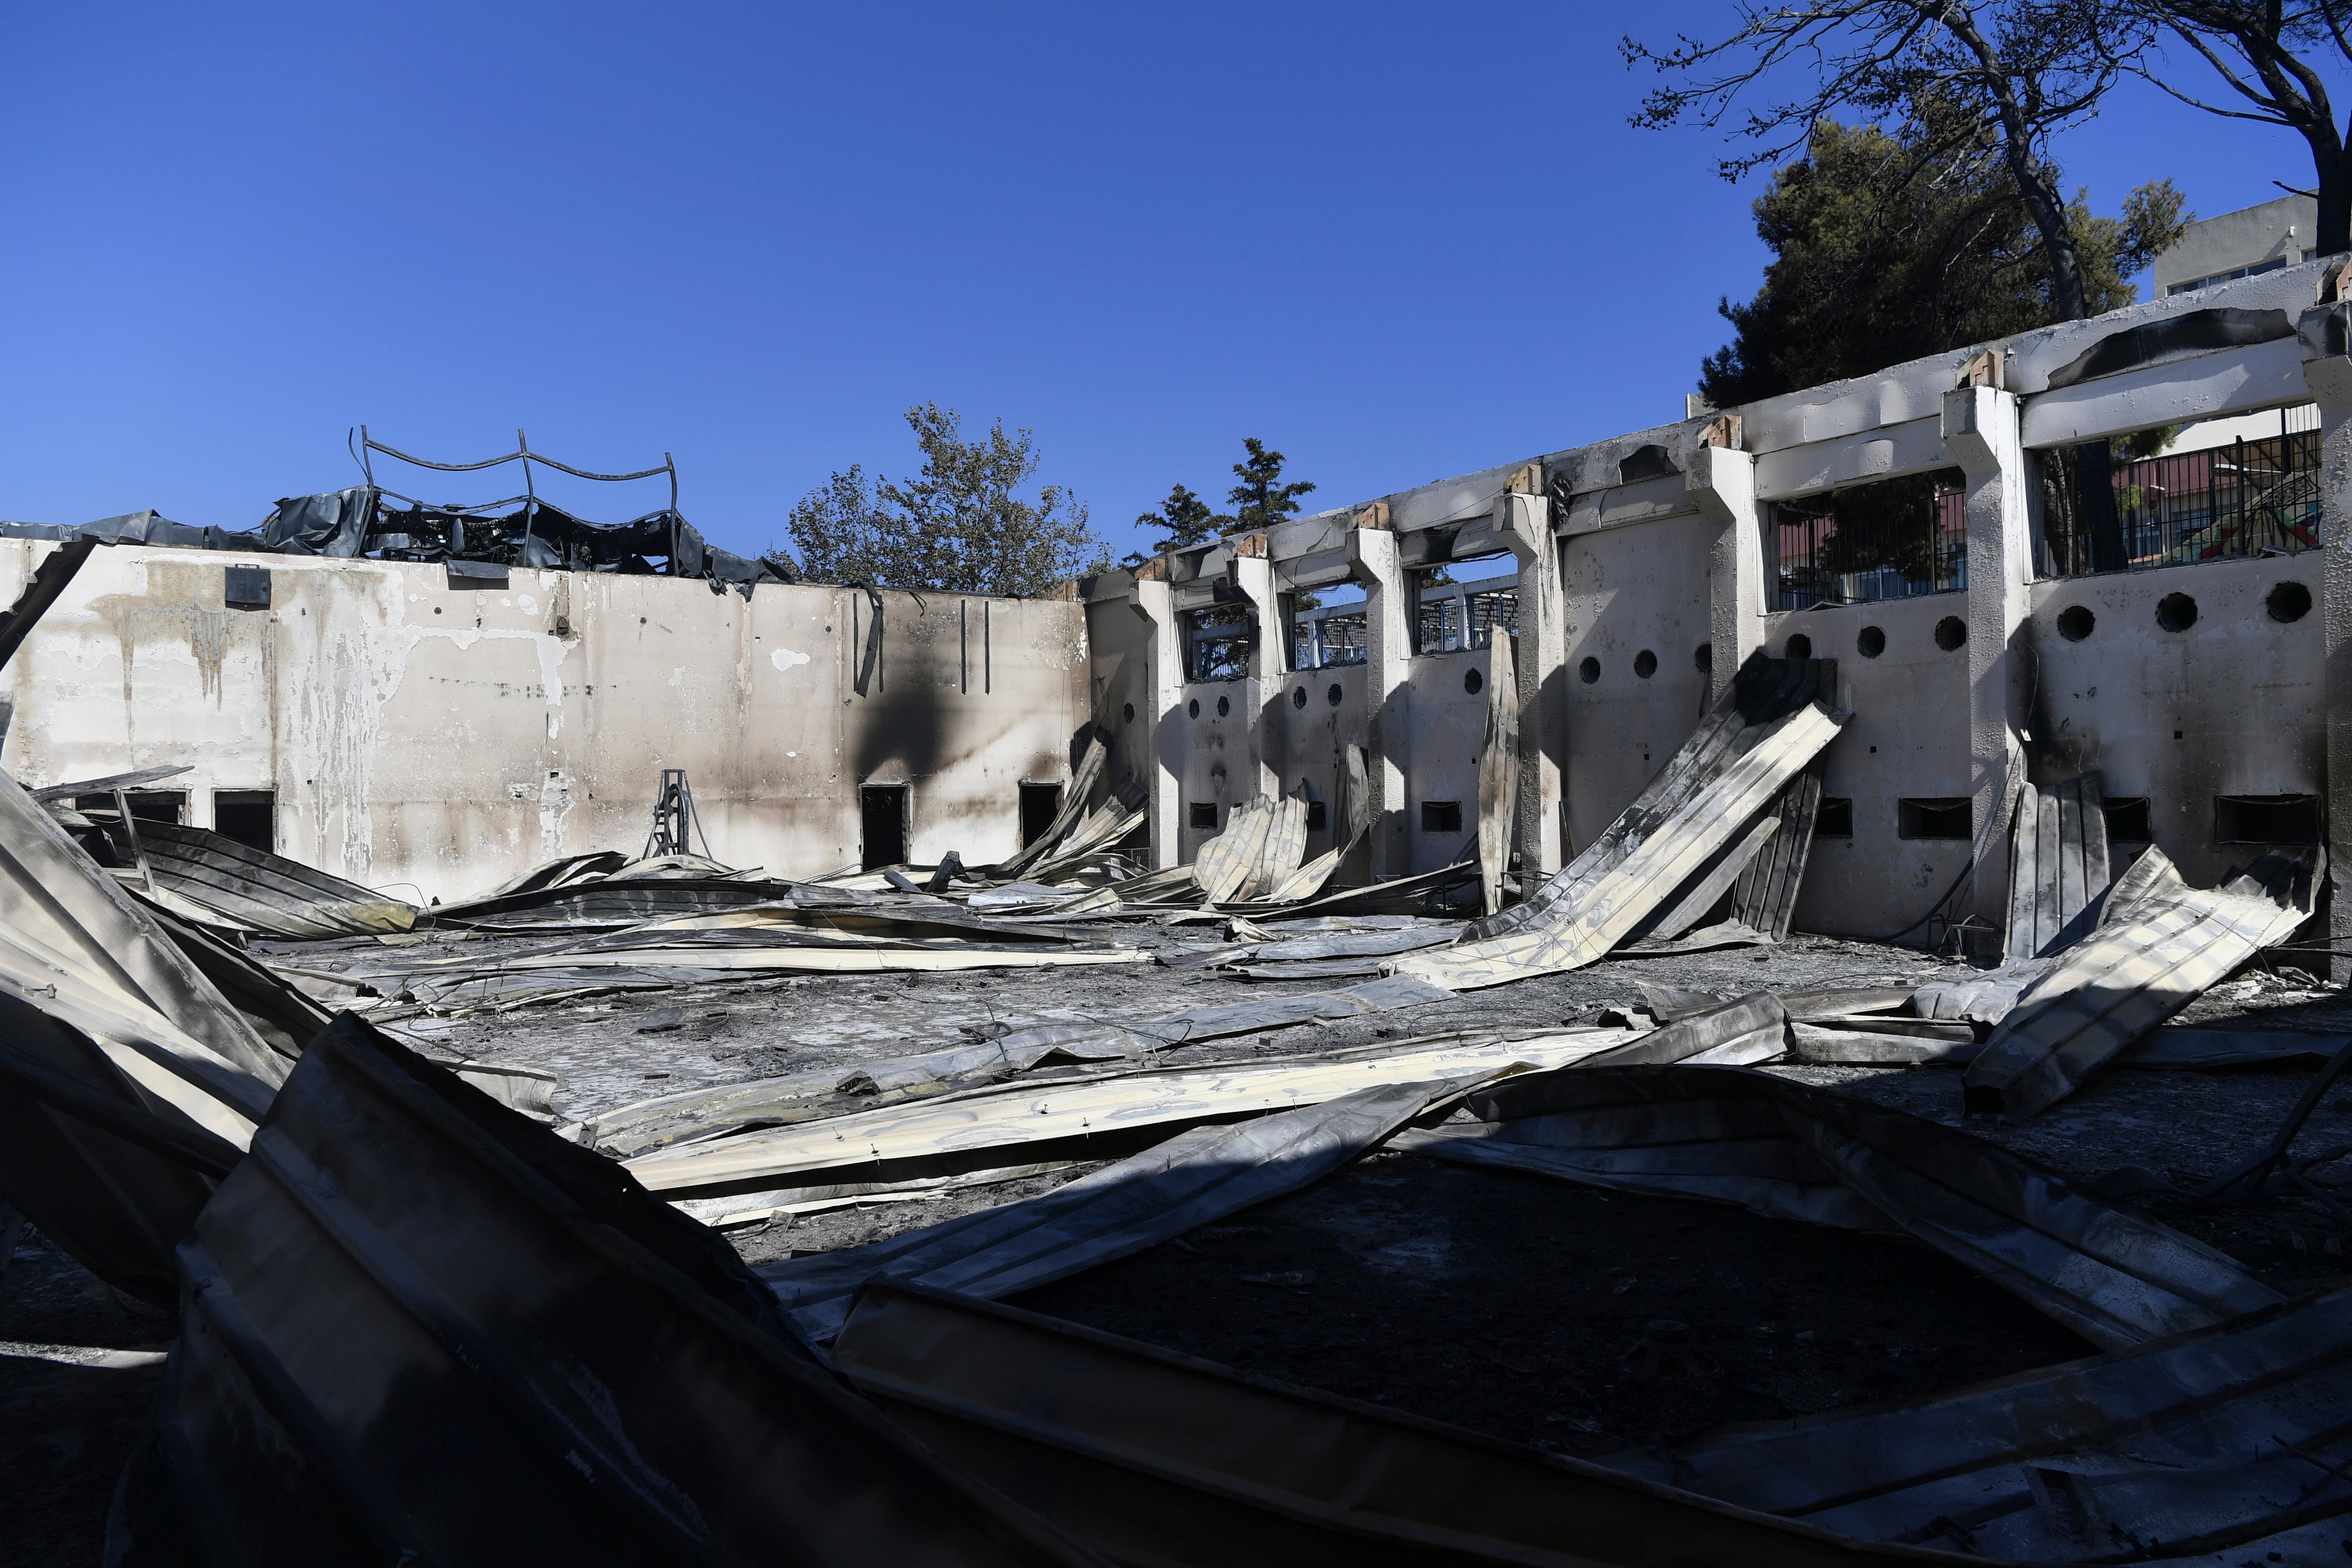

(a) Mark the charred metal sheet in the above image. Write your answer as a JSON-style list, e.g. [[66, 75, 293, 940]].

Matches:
[[28, 764, 192, 803], [1396, 1065, 2279, 1351], [1731, 762, 1824, 941], [1396, 655, 1844, 991], [620, 1025, 1630, 1198], [1241, 860, 1478, 919], [1911, 959, 2058, 1024], [1627, 814, 1779, 947], [98, 817, 416, 939], [136, 897, 331, 1059], [1576, 992, 1791, 1068], [426, 877, 800, 931], [106, 1014, 1102, 1568], [585, 975, 1461, 1161], [0, 535, 97, 669], [1606, 1285, 2352, 1562], [0, 772, 284, 1304], [1193, 795, 1309, 904], [762, 1076, 1481, 1341], [1477, 629, 1520, 916], [832, 1282, 1972, 1567], [2004, 772, 2112, 961], [1964, 847, 2318, 1119]]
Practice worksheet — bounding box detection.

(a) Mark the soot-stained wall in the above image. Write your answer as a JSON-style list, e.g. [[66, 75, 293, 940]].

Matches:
[[2, 543, 1088, 901]]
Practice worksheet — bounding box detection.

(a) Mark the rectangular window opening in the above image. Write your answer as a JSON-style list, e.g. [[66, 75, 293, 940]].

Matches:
[[1188, 802, 1218, 830], [1814, 797, 1854, 838], [1183, 605, 1255, 683], [1018, 782, 1063, 847], [859, 784, 909, 870], [2040, 408, 2322, 578], [2102, 796, 2153, 843], [1420, 800, 1463, 834], [1303, 801, 1328, 833], [2215, 793, 2321, 845], [1411, 556, 1518, 656], [1766, 468, 1968, 610], [213, 789, 276, 852], [1898, 797, 1972, 841]]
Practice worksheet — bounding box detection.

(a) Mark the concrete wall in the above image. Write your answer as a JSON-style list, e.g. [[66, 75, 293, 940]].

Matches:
[[4, 544, 1089, 902], [2154, 194, 2318, 296], [1082, 255, 2352, 956]]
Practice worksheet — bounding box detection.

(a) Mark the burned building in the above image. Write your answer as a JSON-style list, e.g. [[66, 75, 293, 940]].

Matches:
[[4, 258, 2352, 1566]]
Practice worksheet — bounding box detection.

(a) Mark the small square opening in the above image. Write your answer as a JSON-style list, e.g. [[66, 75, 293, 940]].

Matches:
[[1814, 797, 1853, 838], [2102, 796, 2152, 843], [1018, 782, 1064, 847], [860, 784, 910, 869], [214, 790, 276, 852], [1420, 800, 1463, 834], [1898, 797, 1971, 840], [1188, 802, 1218, 830], [1304, 801, 1328, 833], [2215, 793, 2321, 845]]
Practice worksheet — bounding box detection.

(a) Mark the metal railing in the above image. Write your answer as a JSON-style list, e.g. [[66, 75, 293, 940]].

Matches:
[[1293, 612, 1367, 669], [2041, 421, 2321, 577], [1766, 470, 1968, 610]]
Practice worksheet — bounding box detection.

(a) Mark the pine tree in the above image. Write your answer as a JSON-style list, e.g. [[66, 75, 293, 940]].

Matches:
[[1136, 483, 1220, 554], [1225, 438, 1316, 531]]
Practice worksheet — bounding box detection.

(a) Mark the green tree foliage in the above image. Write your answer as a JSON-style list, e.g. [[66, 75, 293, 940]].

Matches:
[[1136, 482, 1219, 554], [1225, 437, 1317, 531], [782, 404, 1109, 596], [1699, 118, 2188, 406]]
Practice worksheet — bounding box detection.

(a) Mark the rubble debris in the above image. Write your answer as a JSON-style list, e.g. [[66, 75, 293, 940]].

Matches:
[[831, 1281, 1974, 1566], [2005, 772, 2113, 961], [1396, 656, 1844, 990], [1192, 794, 1308, 904], [1606, 1284, 2352, 1563], [106, 1014, 1101, 1566], [1728, 761, 1825, 941], [761, 1076, 1483, 1340], [1964, 845, 2319, 1119], [1391, 1064, 2279, 1351]]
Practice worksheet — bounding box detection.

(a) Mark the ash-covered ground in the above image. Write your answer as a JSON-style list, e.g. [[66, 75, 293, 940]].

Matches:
[[7, 925, 2351, 1564]]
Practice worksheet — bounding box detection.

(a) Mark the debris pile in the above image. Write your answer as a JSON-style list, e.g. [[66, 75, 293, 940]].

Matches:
[[4, 551, 2348, 1564]]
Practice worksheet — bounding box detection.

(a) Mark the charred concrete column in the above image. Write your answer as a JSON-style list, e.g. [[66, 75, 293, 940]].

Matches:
[[2299, 298, 2352, 979], [1496, 476, 1565, 874], [1943, 380, 2030, 934], [1228, 533, 1281, 799], [1347, 506, 1412, 878], [1688, 431, 1764, 705], [1127, 568, 1185, 870]]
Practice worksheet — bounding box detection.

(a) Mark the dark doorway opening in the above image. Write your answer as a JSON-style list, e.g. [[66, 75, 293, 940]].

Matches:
[[1019, 782, 1064, 847], [214, 790, 276, 852], [77, 790, 187, 824], [860, 784, 909, 869]]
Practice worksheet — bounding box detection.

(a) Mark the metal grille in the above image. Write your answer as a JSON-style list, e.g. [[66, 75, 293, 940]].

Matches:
[[1293, 612, 1367, 669], [1184, 606, 1254, 682], [2041, 418, 2321, 577], [1766, 470, 1967, 611], [1414, 568, 1519, 654]]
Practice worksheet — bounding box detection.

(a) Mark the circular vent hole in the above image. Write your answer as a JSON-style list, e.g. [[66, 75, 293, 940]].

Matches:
[[1122, 701, 1136, 722], [1786, 633, 1813, 661], [2268, 581, 2312, 623], [1694, 642, 1712, 673], [1216, 694, 1232, 716], [1327, 683, 1343, 707], [1933, 615, 1967, 652], [1633, 649, 1658, 679], [1464, 667, 1484, 695], [1856, 625, 1885, 658], [2156, 593, 2198, 633], [2056, 605, 2094, 642], [1291, 686, 1306, 708], [1578, 656, 1601, 684], [1187, 698, 1200, 719]]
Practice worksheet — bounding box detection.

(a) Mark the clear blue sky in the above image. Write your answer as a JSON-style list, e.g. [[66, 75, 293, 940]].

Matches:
[[0, 3, 2335, 567]]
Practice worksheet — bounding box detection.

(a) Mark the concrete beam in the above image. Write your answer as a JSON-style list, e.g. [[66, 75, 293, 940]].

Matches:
[[1346, 522, 1412, 878], [1127, 576, 1185, 870], [1689, 443, 1764, 705], [2301, 302, 2352, 979], [1944, 383, 2030, 945], [1496, 488, 1565, 874]]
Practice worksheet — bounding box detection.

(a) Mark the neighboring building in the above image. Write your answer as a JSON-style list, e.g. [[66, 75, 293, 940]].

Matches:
[[2152, 193, 2320, 297]]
